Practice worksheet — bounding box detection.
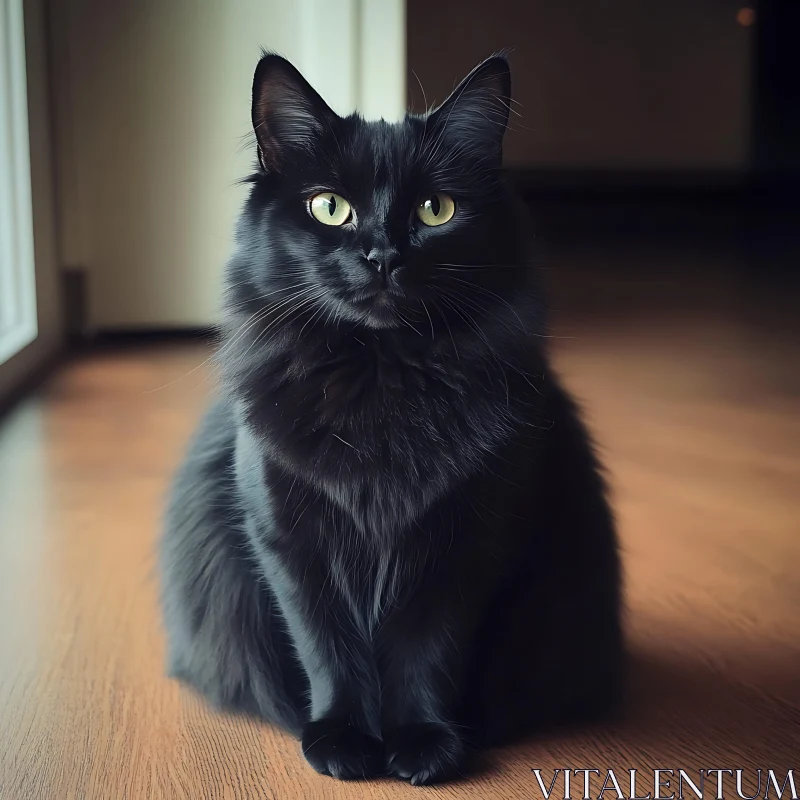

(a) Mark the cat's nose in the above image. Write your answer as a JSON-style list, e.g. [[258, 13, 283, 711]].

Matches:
[[365, 247, 402, 275]]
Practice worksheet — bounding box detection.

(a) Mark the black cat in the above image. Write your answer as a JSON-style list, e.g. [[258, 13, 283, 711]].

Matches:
[[160, 52, 623, 786]]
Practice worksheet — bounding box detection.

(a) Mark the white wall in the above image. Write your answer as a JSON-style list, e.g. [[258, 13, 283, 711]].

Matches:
[[50, 0, 405, 330]]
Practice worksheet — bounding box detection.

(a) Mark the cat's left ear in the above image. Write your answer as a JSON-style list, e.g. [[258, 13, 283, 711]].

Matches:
[[251, 52, 337, 173], [428, 54, 512, 159]]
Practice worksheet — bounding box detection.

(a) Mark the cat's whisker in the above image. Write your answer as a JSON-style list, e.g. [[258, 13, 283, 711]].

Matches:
[[247, 289, 327, 354], [224, 288, 318, 368], [224, 291, 306, 348], [420, 300, 436, 340], [437, 290, 548, 397], [452, 291, 541, 348], [430, 298, 459, 359], [296, 296, 332, 341], [433, 262, 529, 270], [442, 292, 516, 403], [141, 290, 304, 393], [439, 277, 528, 332], [141, 349, 221, 395], [395, 310, 423, 337], [411, 70, 431, 152], [224, 282, 315, 311]]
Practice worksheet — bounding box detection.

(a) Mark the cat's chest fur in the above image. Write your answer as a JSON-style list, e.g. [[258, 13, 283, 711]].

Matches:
[[238, 331, 526, 533]]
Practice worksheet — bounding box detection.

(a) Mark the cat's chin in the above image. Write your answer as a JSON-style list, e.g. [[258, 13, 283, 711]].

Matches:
[[346, 293, 404, 330], [356, 308, 403, 331]]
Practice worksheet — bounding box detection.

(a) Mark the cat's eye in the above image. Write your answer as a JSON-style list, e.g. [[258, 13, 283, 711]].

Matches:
[[416, 192, 455, 227], [309, 192, 352, 226]]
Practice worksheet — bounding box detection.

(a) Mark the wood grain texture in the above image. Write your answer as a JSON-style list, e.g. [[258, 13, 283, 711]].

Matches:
[[0, 310, 798, 799]]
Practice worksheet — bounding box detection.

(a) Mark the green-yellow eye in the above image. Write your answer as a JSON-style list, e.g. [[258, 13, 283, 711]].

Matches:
[[309, 192, 352, 226], [416, 192, 455, 227]]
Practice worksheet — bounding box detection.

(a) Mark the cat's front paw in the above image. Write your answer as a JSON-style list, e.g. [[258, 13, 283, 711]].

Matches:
[[385, 722, 466, 786], [301, 718, 383, 780]]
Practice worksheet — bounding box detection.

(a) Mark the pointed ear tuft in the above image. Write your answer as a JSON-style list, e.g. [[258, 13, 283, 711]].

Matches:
[[251, 53, 337, 173], [428, 54, 512, 160]]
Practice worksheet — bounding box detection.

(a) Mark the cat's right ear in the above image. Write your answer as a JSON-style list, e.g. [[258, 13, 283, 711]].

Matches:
[[251, 52, 337, 173]]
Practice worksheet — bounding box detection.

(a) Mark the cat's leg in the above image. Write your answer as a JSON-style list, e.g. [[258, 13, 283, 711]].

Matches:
[[161, 518, 307, 733], [160, 403, 307, 734], [376, 516, 501, 786], [470, 529, 623, 746], [245, 517, 384, 780], [469, 384, 624, 745], [378, 602, 470, 784]]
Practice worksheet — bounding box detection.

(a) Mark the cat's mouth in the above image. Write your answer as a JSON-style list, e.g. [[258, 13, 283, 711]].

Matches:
[[351, 285, 404, 308], [348, 286, 407, 327], [353, 290, 391, 306]]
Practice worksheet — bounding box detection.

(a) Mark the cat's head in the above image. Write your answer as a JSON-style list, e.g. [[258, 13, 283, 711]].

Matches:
[[232, 52, 528, 334]]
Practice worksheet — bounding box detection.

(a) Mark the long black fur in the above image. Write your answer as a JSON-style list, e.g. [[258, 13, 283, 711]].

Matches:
[[160, 52, 623, 786]]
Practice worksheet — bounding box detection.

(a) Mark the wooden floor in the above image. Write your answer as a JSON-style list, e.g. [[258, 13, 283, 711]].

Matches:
[[1, 296, 799, 798]]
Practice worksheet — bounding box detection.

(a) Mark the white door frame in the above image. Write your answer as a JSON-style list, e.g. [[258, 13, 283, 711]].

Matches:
[[0, 0, 38, 365], [300, 0, 406, 122]]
